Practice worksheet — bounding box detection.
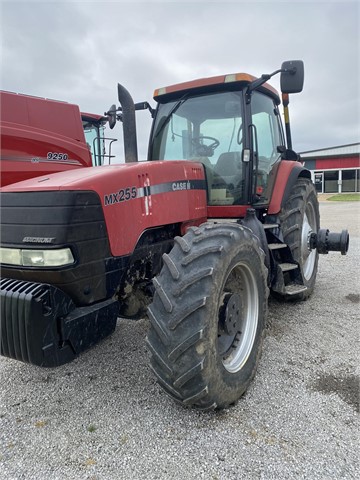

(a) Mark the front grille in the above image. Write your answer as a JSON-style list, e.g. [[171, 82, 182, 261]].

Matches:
[[0, 190, 113, 305]]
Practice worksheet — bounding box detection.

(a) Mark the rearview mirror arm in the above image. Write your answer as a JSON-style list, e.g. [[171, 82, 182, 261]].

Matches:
[[246, 66, 297, 97]]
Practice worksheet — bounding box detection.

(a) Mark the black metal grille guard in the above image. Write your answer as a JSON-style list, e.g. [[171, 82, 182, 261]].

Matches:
[[0, 278, 118, 367]]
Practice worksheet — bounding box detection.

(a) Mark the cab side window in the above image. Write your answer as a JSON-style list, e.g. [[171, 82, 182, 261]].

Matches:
[[251, 92, 283, 201]]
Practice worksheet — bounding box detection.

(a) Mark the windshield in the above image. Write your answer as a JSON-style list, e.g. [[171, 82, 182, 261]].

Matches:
[[150, 91, 245, 205]]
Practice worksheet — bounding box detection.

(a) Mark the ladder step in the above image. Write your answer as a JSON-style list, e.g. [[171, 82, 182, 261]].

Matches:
[[268, 243, 287, 250], [285, 284, 308, 295], [263, 223, 279, 230], [279, 263, 298, 272]]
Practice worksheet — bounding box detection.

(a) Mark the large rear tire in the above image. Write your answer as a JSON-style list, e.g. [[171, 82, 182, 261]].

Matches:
[[279, 177, 320, 300], [146, 223, 268, 410]]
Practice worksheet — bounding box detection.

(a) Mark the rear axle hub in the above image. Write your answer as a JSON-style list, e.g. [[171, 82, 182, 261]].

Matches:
[[310, 229, 349, 255], [223, 293, 243, 336]]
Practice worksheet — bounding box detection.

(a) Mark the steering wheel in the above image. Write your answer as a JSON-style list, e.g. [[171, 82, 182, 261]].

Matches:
[[192, 136, 220, 157]]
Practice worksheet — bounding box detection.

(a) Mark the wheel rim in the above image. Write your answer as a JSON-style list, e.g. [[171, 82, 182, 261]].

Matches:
[[217, 262, 259, 373], [301, 202, 317, 281]]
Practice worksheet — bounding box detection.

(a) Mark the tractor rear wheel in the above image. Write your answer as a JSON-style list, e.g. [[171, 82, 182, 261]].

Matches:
[[146, 223, 268, 410], [279, 177, 320, 300]]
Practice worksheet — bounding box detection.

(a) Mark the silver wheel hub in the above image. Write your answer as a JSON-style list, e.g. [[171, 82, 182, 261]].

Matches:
[[301, 208, 317, 281], [217, 262, 259, 374]]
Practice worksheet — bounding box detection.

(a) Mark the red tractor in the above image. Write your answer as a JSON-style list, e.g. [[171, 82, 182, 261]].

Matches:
[[0, 61, 349, 409]]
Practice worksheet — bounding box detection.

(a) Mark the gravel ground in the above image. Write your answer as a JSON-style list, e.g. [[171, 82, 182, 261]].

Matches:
[[0, 201, 359, 480]]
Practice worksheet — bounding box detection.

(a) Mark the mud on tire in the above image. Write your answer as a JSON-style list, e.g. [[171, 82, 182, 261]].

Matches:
[[146, 223, 268, 410]]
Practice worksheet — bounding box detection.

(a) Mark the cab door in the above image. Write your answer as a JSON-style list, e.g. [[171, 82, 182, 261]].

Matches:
[[249, 91, 284, 204]]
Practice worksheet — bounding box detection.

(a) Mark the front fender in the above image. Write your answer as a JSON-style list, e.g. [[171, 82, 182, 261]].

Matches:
[[268, 161, 311, 215]]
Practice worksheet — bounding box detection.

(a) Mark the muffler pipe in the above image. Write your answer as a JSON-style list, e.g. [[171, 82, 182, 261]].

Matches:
[[310, 229, 349, 255], [117, 83, 138, 163]]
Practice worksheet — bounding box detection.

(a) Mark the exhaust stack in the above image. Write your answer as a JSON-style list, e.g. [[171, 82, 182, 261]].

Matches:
[[117, 83, 138, 163]]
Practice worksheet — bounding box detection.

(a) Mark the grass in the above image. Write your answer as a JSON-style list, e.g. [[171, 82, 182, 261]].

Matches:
[[326, 193, 360, 202]]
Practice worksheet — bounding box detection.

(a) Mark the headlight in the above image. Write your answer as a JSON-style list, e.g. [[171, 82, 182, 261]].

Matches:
[[0, 247, 75, 267]]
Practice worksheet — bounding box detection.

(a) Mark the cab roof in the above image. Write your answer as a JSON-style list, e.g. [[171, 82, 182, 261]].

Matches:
[[154, 72, 280, 104], [81, 112, 107, 125]]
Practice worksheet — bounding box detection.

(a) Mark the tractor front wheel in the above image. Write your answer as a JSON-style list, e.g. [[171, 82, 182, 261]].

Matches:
[[146, 223, 268, 410]]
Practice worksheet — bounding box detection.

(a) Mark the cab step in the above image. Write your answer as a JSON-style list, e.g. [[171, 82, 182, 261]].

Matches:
[[263, 223, 279, 230], [268, 243, 287, 250], [284, 284, 308, 296], [279, 263, 299, 272]]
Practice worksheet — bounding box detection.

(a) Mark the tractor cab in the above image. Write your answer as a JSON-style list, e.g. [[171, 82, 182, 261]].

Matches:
[[81, 112, 117, 166], [147, 62, 304, 211], [149, 82, 283, 207]]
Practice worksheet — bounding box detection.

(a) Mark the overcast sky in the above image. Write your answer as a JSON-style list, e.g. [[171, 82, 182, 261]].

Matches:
[[1, 0, 359, 161]]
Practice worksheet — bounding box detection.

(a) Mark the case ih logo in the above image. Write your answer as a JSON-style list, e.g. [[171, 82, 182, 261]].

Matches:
[[172, 181, 191, 191]]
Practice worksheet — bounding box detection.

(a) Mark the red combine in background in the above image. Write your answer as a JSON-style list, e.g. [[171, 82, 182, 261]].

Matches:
[[0, 91, 116, 186]]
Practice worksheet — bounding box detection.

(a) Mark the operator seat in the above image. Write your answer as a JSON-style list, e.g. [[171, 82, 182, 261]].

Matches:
[[212, 152, 244, 203], [214, 152, 243, 192]]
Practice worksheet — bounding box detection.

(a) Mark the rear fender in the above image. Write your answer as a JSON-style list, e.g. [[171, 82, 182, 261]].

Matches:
[[268, 161, 311, 215]]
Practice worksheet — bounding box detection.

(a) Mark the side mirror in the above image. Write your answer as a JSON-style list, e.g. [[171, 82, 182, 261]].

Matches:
[[280, 148, 300, 161], [106, 104, 117, 129], [280, 60, 304, 94]]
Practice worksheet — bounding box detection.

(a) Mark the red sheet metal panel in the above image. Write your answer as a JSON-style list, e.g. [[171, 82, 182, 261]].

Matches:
[[315, 156, 360, 170], [2, 161, 208, 257]]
